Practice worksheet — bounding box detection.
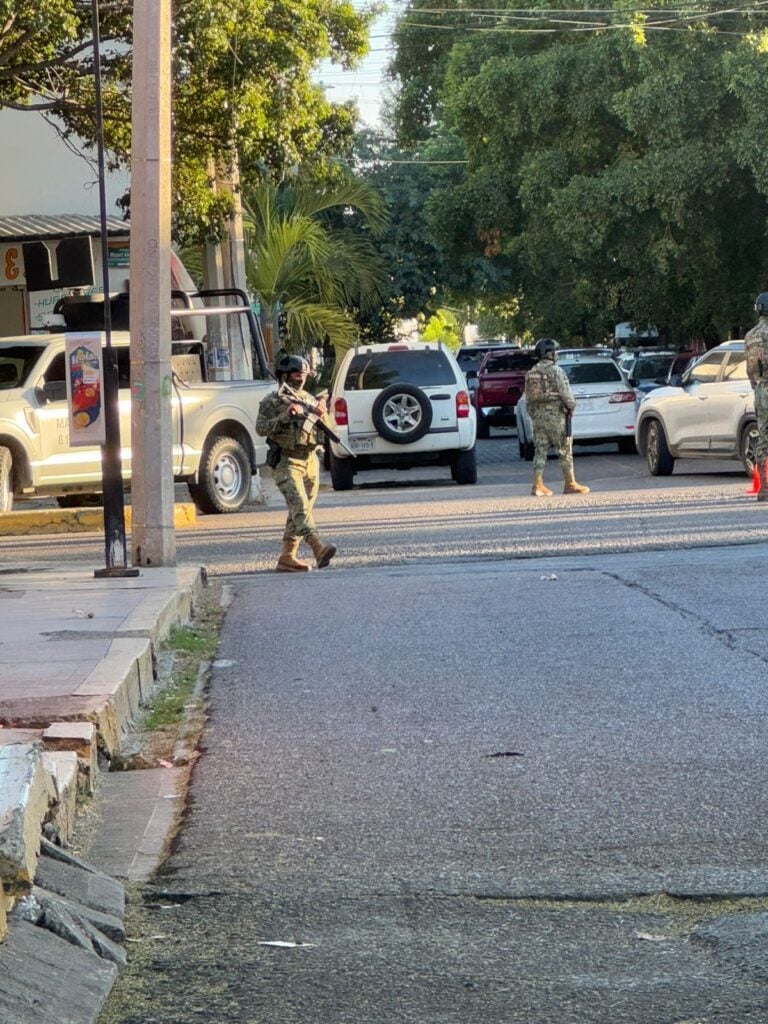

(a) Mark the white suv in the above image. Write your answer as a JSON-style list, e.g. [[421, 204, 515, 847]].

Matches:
[[635, 340, 757, 476], [327, 342, 477, 490]]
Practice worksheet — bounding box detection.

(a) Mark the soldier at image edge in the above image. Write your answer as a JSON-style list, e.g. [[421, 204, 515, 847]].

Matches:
[[744, 292, 768, 502], [523, 338, 590, 497], [256, 354, 338, 571]]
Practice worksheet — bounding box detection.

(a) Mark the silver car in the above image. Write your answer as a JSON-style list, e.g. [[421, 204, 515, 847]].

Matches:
[[635, 341, 757, 476]]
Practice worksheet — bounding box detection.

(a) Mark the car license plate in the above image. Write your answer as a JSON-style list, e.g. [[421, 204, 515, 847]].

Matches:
[[349, 436, 375, 452], [576, 398, 595, 412]]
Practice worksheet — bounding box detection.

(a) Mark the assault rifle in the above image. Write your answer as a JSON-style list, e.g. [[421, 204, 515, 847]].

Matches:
[[277, 381, 357, 459]]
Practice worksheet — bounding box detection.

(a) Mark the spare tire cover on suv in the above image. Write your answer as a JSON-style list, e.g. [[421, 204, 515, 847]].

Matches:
[[372, 383, 433, 444]]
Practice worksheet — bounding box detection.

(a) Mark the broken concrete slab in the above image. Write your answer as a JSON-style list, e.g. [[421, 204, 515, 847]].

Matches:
[[0, 636, 153, 756], [29, 885, 125, 945], [41, 751, 79, 846], [0, 746, 55, 892], [34, 851, 124, 920], [42, 722, 98, 794], [0, 730, 43, 748], [0, 918, 118, 1024], [15, 888, 126, 968]]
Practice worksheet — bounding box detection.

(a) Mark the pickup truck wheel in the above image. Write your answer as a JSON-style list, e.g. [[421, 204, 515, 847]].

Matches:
[[451, 447, 477, 485], [477, 414, 490, 439], [372, 384, 432, 444], [189, 436, 251, 513], [0, 446, 12, 513], [645, 419, 674, 476], [330, 452, 354, 491]]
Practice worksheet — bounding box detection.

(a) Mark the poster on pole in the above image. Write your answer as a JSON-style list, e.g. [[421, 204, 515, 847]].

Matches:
[[65, 333, 106, 447]]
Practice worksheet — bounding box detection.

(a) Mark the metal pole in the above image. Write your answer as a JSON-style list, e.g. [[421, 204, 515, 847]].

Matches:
[[91, 0, 138, 578]]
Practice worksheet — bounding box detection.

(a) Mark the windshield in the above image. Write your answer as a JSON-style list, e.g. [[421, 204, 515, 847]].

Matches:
[[344, 350, 457, 390], [632, 355, 675, 380], [562, 361, 622, 384], [483, 353, 535, 373], [0, 345, 46, 388]]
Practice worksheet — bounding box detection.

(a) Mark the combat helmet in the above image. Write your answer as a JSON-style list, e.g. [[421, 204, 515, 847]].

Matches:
[[755, 293, 768, 317], [534, 338, 559, 361], [275, 353, 310, 379]]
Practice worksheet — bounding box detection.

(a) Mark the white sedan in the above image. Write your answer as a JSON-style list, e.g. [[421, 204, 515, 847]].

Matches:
[[517, 355, 638, 459]]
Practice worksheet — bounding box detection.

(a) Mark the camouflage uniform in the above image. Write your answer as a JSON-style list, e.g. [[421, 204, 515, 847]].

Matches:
[[256, 389, 324, 543], [745, 315, 768, 465], [524, 359, 576, 478]]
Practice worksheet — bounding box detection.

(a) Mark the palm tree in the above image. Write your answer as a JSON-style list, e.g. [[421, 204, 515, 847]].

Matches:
[[243, 177, 388, 365]]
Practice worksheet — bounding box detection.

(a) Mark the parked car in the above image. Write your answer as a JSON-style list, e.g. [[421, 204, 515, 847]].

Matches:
[[558, 347, 615, 359], [635, 340, 756, 477], [0, 294, 273, 514], [619, 350, 677, 393], [457, 342, 518, 392], [662, 350, 698, 383], [475, 349, 537, 437], [327, 342, 477, 490], [517, 353, 637, 458]]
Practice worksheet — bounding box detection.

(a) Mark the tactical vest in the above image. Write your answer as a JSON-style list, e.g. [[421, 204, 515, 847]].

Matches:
[[525, 363, 563, 403]]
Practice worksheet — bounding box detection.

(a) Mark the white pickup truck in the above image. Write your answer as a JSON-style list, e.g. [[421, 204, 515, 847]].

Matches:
[[0, 292, 275, 514]]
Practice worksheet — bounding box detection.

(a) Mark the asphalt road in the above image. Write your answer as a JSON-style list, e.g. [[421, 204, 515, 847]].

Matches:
[[3, 433, 767, 574], [88, 434, 768, 1024], [99, 542, 768, 1024]]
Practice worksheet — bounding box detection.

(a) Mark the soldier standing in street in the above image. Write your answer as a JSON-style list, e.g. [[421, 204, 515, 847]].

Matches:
[[256, 354, 338, 571], [745, 292, 768, 501], [524, 338, 590, 497]]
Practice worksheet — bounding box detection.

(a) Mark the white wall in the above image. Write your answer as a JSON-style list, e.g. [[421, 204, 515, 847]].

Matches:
[[0, 110, 129, 216]]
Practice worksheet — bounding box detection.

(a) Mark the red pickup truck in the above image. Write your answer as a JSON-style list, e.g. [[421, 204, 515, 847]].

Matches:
[[475, 349, 536, 438]]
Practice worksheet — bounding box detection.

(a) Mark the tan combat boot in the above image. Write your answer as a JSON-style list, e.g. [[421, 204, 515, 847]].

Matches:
[[758, 459, 768, 503], [276, 538, 311, 573], [531, 474, 553, 497], [306, 532, 337, 568], [563, 476, 590, 494]]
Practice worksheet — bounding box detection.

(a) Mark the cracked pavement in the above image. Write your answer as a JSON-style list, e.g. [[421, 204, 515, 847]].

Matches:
[[99, 543, 768, 1024]]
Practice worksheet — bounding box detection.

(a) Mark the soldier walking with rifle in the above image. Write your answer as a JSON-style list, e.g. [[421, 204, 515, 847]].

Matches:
[[256, 354, 339, 572], [523, 338, 590, 497]]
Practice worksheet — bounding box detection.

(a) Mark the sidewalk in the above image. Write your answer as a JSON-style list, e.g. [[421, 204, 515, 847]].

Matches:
[[0, 560, 204, 1024]]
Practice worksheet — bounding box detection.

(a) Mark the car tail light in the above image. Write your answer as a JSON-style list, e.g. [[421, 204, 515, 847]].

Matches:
[[334, 397, 349, 426], [456, 391, 470, 418], [609, 390, 636, 404], [387, 344, 410, 351]]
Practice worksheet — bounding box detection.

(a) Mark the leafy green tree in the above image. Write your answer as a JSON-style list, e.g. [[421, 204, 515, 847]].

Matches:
[[388, 1, 768, 343], [421, 308, 461, 349], [0, 0, 377, 242], [352, 128, 522, 341], [243, 176, 388, 362]]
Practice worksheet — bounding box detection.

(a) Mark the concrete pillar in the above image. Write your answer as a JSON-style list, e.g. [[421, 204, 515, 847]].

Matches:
[[129, 0, 175, 567]]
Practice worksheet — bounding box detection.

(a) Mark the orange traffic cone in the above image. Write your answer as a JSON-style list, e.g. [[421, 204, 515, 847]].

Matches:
[[746, 465, 761, 495]]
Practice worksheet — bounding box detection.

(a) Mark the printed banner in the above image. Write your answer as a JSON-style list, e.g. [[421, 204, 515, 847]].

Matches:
[[65, 333, 106, 447]]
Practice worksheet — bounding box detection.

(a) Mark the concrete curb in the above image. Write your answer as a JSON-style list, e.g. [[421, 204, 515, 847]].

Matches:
[[0, 564, 206, 1022], [0, 503, 197, 536]]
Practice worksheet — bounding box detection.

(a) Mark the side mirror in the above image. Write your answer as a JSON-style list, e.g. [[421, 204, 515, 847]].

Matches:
[[668, 373, 684, 388], [39, 380, 67, 404]]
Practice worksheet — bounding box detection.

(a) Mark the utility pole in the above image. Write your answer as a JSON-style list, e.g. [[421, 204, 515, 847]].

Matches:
[[90, 0, 137, 579], [129, 0, 175, 566]]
